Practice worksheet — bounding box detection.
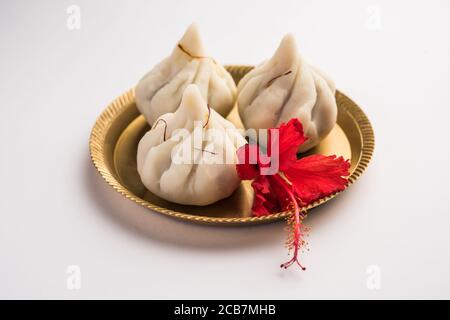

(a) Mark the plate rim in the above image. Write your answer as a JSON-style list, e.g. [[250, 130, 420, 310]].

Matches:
[[89, 65, 375, 225]]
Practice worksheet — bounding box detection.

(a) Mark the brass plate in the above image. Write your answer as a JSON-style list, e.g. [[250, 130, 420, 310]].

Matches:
[[89, 65, 374, 225]]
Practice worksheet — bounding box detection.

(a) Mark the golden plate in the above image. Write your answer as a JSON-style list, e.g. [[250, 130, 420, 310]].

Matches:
[[89, 65, 374, 225]]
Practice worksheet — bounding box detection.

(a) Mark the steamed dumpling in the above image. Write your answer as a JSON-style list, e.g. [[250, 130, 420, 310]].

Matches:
[[137, 84, 246, 206], [135, 23, 237, 126], [237, 34, 337, 152]]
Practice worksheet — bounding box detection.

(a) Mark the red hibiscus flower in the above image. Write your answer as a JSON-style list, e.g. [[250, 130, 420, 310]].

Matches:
[[236, 119, 350, 270]]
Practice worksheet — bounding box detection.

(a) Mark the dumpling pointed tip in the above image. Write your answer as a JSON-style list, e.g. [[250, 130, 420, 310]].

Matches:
[[185, 22, 200, 35], [279, 33, 298, 52], [271, 33, 299, 62], [178, 23, 205, 56], [183, 84, 201, 99], [180, 84, 208, 114], [281, 33, 297, 46]]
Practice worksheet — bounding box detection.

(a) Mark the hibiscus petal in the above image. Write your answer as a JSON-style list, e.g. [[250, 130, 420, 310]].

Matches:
[[284, 155, 351, 205], [251, 175, 278, 216], [268, 118, 308, 171], [236, 144, 260, 180], [250, 174, 296, 217]]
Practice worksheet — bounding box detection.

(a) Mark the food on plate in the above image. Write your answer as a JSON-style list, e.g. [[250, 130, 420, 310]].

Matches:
[[137, 84, 246, 206], [135, 23, 236, 126], [237, 33, 337, 152]]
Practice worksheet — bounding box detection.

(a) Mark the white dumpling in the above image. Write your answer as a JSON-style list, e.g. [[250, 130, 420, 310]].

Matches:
[[237, 34, 337, 152], [135, 23, 237, 126], [137, 84, 246, 206]]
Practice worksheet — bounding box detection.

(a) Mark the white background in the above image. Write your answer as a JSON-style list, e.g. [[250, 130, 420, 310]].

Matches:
[[1, 0, 450, 299]]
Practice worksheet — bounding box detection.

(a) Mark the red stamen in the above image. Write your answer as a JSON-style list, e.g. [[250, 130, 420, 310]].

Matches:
[[273, 174, 306, 271]]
